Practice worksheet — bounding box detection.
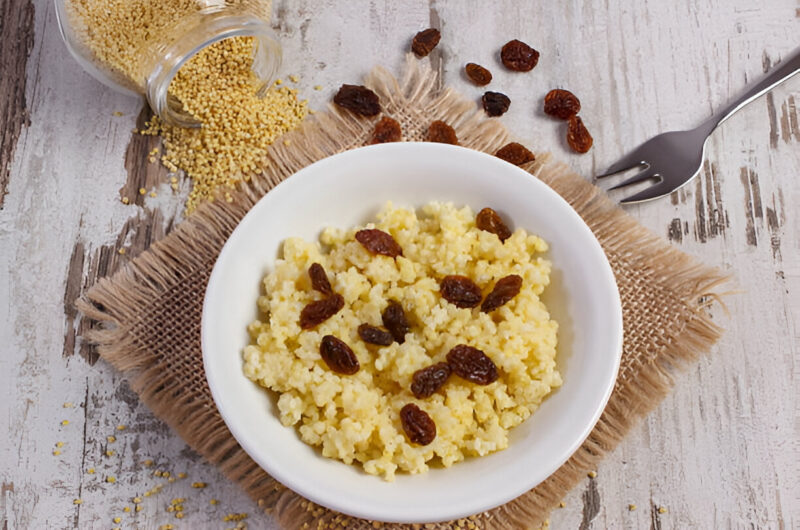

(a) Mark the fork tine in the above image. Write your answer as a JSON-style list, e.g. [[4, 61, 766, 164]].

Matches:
[[596, 152, 646, 178], [608, 167, 658, 191], [619, 179, 676, 204]]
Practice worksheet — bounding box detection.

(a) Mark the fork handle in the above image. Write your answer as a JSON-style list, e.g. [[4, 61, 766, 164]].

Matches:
[[702, 47, 800, 132]]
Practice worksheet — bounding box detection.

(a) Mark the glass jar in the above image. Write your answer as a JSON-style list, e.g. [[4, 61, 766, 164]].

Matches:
[[54, 0, 281, 127]]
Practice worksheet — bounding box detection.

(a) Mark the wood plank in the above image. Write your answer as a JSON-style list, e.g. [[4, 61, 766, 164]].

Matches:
[[0, 0, 798, 528], [0, 0, 35, 208]]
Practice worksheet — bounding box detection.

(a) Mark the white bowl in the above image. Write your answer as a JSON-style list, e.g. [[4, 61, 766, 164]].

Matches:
[[202, 143, 622, 524]]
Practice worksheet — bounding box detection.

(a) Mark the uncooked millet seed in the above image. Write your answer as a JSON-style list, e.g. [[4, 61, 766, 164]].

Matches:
[[142, 37, 307, 214]]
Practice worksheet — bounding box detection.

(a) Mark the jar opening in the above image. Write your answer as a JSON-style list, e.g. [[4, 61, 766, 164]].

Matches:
[[146, 15, 281, 128]]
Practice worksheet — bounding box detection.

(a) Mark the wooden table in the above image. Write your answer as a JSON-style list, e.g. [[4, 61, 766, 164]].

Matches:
[[2, 1, 798, 528]]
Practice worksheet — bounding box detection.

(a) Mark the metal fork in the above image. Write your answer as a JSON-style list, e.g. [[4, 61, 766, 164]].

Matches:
[[598, 47, 800, 204]]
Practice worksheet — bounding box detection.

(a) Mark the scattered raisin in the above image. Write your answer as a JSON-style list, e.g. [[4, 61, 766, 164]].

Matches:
[[382, 300, 410, 344], [333, 84, 380, 117], [481, 274, 523, 313], [355, 229, 403, 258], [400, 403, 436, 445], [482, 91, 511, 117], [566, 115, 593, 153], [299, 294, 344, 329], [544, 89, 581, 120], [428, 120, 458, 145], [440, 275, 482, 308], [319, 335, 360, 375], [500, 39, 539, 72], [411, 363, 452, 399], [357, 324, 394, 346], [369, 116, 402, 144], [446, 345, 499, 385], [308, 263, 333, 295], [411, 28, 441, 57], [495, 142, 535, 166], [465, 63, 492, 86], [476, 207, 512, 242]]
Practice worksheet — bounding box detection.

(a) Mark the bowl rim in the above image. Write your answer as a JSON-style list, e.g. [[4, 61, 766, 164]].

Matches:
[[201, 142, 623, 523]]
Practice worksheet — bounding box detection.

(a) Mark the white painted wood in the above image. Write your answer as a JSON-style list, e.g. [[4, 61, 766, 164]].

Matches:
[[1, 0, 798, 528]]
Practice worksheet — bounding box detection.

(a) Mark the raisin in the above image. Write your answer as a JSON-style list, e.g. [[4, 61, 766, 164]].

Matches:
[[495, 142, 535, 166], [428, 120, 458, 145], [333, 84, 380, 117], [319, 335, 360, 375], [501, 39, 539, 72], [355, 229, 403, 258], [410, 362, 452, 399], [482, 91, 511, 117], [446, 345, 499, 385], [357, 324, 394, 346], [400, 403, 436, 445], [308, 263, 333, 295], [544, 89, 581, 120], [440, 275, 482, 308], [299, 294, 344, 329], [476, 207, 512, 242], [481, 274, 523, 313], [382, 300, 410, 344], [411, 28, 441, 57], [465, 63, 492, 86], [369, 116, 402, 144], [566, 115, 593, 153]]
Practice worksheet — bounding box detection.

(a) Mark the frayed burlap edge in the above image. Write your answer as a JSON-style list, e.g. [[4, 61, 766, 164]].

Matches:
[[78, 55, 729, 529]]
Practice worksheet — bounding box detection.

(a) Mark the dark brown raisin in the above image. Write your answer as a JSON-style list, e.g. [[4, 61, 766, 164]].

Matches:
[[411, 28, 441, 57], [481, 274, 523, 313], [382, 300, 410, 344], [465, 63, 492, 86], [369, 116, 402, 144], [495, 142, 535, 166], [410, 362, 452, 398], [357, 324, 394, 346], [501, 39, 539, 72], [440, 275, 482, 308], [476, 207, 512, 242], [299, 294, 344, 329], [544, 89, 581, 120], [319, 335, 360, 375], [333, 84, 380, 117], [446, 345, 499, 385], [400, 403, 436, 445], [308, 263, 333, 295], [428, 120, 458, 145], [482, 91, 511, 117], [566, 115, 593, 153], [355, 229, 403, 258]]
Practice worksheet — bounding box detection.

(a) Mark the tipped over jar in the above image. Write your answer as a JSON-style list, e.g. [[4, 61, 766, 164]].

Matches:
[[55, 0, 281, 127]]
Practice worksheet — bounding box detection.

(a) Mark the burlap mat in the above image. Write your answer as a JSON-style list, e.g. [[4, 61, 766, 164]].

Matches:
[[78, 55, 728, 529]]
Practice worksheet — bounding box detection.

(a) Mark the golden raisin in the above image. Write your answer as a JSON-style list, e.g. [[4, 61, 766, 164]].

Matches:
[[481, 275, 522, 312], [501, 39, 539, 71], [369, 116, 402, 144], [495, 142, 535, 166], [544, 89, 581, 120], [355, 229, 403, 257], [566, 115, 593, 153], [400, 404, 436, 445], [428, 120, 458, 145], [299, 294, 344, 329], [465, 63, 492, 86], [319, 335, 360, 375], [476, 207, 512, 242], [411, 28, 441, 57]]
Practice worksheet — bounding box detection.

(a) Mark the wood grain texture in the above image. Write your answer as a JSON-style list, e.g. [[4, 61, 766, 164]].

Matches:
[[1, 0, 798, 528], [0, 0, 35, 208]]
